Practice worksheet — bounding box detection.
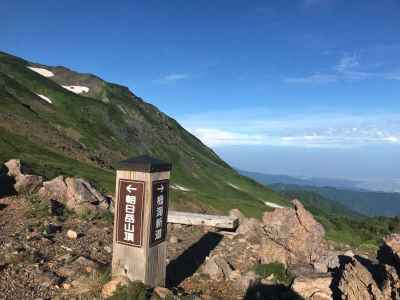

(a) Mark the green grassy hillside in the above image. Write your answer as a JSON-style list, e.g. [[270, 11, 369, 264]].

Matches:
[[0, 51, 287, 218]]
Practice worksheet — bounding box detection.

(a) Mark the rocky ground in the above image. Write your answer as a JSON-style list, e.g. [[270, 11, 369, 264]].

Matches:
[[1, 159, 400, 300]]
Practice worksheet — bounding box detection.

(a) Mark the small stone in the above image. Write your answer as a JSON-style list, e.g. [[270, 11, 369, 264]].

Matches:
[[169, 236, 179, 244], [62, 283, 71, 290], [102, 276, 130, 298], [154, 286, 171, 298], [67, 229, 78, 240], [104, 246, 112, 254]]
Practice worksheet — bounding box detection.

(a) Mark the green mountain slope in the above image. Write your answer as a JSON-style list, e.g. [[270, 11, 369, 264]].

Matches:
[[0, 51, 287, 217]]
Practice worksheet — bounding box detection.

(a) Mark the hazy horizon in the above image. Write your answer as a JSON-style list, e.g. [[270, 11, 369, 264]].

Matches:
[[214, 144, 400, 181]]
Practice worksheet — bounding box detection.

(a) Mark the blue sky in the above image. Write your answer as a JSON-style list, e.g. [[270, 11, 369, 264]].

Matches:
[[2, 0, 400, 180]]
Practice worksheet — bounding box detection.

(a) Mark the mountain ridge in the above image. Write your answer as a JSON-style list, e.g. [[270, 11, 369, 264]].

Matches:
[[0, 51, 286, 218]]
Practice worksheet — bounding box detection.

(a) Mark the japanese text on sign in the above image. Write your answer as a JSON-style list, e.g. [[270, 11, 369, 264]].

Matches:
[[150, 180, 169, 246], [116, 180, 144, 247]]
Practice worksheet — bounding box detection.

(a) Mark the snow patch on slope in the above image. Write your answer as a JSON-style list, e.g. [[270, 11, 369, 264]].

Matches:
[[62, 85, 90, 94], [27, 67, 54, 77], [227, 182, 243, 191], [171, 184, 191, 192], [264, 201, 285, 209], [36, 93, 53, 104]]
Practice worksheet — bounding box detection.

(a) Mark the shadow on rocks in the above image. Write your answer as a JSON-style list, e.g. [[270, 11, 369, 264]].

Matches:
[[166, 232, 223, 288], [377, 243, 400, 274], [0, 165, 17, 199], [356, 255, 387, 288], [330, 254, 353, 300], [244, 283, 305, 300]]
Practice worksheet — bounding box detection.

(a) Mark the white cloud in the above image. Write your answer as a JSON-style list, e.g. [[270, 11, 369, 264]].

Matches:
[[286, 53, 400, 84], [383, 136, 399, 143], [182, 110, 400, 148], [285, 73, 337, 84], [189, 128, 266, 146], [335, 54, 359, 72]]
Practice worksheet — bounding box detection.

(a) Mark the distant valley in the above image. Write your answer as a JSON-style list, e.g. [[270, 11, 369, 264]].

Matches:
[[240, 170, 400, 217]]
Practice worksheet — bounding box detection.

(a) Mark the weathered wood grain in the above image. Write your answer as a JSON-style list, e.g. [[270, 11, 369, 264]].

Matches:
[[168, 211, 239, 229]]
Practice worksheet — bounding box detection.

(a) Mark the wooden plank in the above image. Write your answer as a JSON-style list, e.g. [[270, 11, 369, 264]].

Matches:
[[167, 211, 239, 229]]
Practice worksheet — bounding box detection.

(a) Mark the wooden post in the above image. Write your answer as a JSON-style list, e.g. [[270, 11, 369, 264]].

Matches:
[[112, 155, 172, 287]]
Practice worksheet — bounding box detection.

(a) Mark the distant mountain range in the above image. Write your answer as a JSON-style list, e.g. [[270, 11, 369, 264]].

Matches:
[[239, 170, 364, 190], [239, 170, 400, 193], [240, 170, 400, 217]]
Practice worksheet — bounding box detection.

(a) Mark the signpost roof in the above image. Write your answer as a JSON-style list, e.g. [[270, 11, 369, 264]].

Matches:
[[116, 155, 172, 172]]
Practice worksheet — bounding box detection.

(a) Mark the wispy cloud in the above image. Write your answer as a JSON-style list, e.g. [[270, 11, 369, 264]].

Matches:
[[181, 109, 400, 148], [334, 54, 360, 72], [155, 73, 189, 84], [285, 53, 400, 84], [285, 73, 337, 84]]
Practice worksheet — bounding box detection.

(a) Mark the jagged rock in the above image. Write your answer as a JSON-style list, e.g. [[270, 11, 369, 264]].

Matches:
[[39, 176, 67, 199], [260, 238, 290, 265], [313, 251, 341, 273], [338, 258, 385, 300], [291, 273, 333, 300], [56, 256, 99, 279], [236, 217, 264, 243], [4, 159, 43, 193], [382, 234, 400, 269], [39, 176, 109, 215], [4, 159, 22, 178], [65, 177, 109, 212], [203, 255, 233, 280], [260, 199, 327, 266], [380, 264, 400, 299], [102, 276, 130, 298]]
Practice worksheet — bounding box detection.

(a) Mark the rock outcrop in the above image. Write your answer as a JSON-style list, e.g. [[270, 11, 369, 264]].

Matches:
[[291, 273, 333, 300], [260, 199, 327, 266], [338, 258, 385, 300], [337, 234, 400, 300], [4, 159, 43, 194], [202, 254, 233, 280], [39, 176, 110, 215]]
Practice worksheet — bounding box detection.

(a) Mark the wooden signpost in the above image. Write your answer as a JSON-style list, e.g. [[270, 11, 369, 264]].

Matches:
[[112, 155, 172, 287]]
